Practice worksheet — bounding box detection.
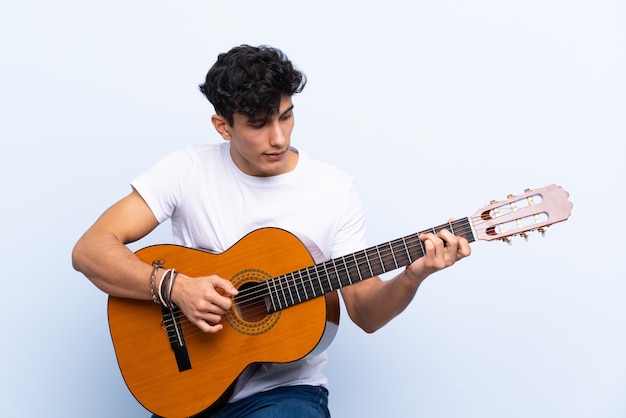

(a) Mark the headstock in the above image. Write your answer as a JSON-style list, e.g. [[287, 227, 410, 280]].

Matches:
[[470, 184, 573, 242]]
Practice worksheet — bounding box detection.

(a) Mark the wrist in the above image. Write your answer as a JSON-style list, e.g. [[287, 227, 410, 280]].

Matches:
[[403, 265, 427, 287], [152, 268, 179, 308], [168, 273, 190, 307]]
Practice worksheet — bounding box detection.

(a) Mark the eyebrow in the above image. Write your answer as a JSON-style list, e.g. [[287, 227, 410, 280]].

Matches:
[[280, 104, 295, 117]]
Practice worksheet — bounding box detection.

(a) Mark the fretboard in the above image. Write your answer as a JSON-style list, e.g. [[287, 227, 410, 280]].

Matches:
[[257, 217, 475, 313]]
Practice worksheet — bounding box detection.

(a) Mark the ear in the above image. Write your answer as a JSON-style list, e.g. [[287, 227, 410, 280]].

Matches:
[[211, 115, 232, 140]]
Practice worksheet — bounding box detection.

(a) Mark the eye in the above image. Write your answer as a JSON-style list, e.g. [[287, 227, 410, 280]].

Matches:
[[248, 120, 266, 129]]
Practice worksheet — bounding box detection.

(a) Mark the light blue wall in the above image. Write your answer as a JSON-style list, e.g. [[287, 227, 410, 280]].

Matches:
[[2, 1, 625, 416]]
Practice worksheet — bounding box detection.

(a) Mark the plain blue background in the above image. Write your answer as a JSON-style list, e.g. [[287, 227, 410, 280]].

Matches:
[[2, 1, 625, 417]]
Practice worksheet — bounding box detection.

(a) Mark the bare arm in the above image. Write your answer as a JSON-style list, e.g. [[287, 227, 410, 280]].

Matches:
[[72, 190, 161, 298], [340, 229, 471, 333], [72, 190, 238, 333]]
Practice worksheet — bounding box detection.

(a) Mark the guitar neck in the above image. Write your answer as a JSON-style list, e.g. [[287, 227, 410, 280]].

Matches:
[[262, 218, 475, 313]]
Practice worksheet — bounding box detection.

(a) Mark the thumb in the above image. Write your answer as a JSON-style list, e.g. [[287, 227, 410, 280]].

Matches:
[[213, 277, 239, 296]]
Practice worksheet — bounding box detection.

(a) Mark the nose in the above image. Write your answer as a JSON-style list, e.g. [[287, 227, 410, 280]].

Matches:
[[268, 119, 286, 147]]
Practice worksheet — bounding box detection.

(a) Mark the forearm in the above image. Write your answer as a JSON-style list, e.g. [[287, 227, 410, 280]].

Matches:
[[72, 230, 154, 300], [345, 228, 471, 333]]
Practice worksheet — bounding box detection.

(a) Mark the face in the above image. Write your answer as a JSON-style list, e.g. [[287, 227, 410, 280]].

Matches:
[[212, 95, 297, 177]]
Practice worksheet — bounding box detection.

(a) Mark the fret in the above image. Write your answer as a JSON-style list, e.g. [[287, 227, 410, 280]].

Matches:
[[342, 256, 355, 286], [331, 259, 342, 289], [297, 269, 309, 301], [404, 234, 420, 262], [363, 248, 378, 277], [388, 238, 407, 267], [376, 242, 397, 273], [312, 265, 324, 298], [401, 236, 411, 264], [301, 266, 313, 297], [266, 279, 279, 311], [286, 272, 298, 304], [278, 275, 288, 309], [387, 242, 399, 270], [355, 252, 368, 280], [417, 235, 425, 259], [307, 267, 318, 297], [321, 262, 333, 292], [362, 250, 374, 278], [375, 245, 384, 272], [275, 277, 285, 311]]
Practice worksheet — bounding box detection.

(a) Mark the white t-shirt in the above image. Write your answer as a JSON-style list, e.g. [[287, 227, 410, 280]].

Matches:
[[131, 142, 366, 402]]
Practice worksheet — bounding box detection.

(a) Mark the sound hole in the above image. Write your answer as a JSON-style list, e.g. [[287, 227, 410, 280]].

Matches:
[[225, 269, 281, 336], [235, 282, 268, 323]]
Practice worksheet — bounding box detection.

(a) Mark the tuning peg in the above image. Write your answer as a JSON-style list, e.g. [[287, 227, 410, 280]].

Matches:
[[489, 199, 498, 205], [520, 232, 529, 241], [524, 188, 533, 193], [507, 194, 515, 199], [537, 227, 546, 237], [501, 237, 512, 245]]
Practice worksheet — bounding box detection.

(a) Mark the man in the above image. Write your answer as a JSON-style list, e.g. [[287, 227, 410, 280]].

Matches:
[[72, 44, 471, 417]]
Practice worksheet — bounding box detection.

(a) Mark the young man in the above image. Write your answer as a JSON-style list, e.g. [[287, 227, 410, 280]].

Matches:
[[72, 44, 471, 417]]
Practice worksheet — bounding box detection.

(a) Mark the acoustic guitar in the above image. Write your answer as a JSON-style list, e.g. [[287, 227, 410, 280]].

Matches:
[[107, 184, 573, 417]]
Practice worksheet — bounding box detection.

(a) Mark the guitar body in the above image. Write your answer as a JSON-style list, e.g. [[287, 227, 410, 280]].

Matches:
[[108, 228, 337, 418]]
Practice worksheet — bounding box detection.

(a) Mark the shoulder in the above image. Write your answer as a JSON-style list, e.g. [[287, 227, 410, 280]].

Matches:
[[179, 142, 226, 163], [297, 150, 354, 184], [147, 143, 228, 175], [294, 151, 362, 212]]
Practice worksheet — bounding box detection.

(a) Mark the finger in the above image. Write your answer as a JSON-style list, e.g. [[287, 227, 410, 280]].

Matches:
[[420, 232, 439, 248], [457, 237, 471, 258], [211, 276, 239, 296], [437, 229, 463, 253], [438, 229, 471, 259], [436, 228, 456, 243], [201, 311, 225, 324], [192, 307, 225, 329], [193, 318, 224, 334]]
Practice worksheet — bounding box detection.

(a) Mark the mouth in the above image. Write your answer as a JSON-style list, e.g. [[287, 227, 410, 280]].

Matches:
[[264, 150, 286, 161]]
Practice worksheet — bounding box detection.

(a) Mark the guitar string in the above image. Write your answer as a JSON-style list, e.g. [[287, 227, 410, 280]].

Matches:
[[184, 220, 476, 320], [165, 219, 480, 330], [165, 214, 539, 334], [161, 193, 557, 338], [235, 236, 475, 318], [219, 210, 544, 316], [232, 218, 476, 306], [163, 221, 481, 338]]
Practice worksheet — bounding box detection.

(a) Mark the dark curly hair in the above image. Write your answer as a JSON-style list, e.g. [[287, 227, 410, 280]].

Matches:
[[199, 45, 307, 126]]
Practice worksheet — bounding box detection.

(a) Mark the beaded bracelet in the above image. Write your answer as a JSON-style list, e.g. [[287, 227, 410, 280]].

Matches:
[[149, 259, 164, 304]]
